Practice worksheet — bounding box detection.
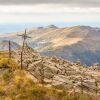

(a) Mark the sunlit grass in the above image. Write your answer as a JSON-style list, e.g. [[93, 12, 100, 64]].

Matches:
[[0, 69, 99, 100], [0, 58, 20, 70], [0, 52, 100, 100]]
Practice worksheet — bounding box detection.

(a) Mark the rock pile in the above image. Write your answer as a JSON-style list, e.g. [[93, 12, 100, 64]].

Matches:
[[13, 44, 100, 95]]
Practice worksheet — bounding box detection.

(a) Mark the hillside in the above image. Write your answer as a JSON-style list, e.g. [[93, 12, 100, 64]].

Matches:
[[0, 69, 99, 100], [1, 25, 100, 65], [0, 40, 20, 51], [13, 45, 100, 94], [0, 45, 100, 99]]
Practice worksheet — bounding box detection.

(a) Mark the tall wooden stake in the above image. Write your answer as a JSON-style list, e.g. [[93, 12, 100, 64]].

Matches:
[[18, 29, 31, 69], [9, 40, 11, 59], [20, 31, 26, 70]]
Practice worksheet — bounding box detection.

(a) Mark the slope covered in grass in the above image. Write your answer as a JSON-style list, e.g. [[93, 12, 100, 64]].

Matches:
[[0, 69, 99, 100], [0, 57, 99, 100]]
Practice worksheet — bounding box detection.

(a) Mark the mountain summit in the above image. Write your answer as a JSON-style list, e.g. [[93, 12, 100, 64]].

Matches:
[[46, 25, 58, 28]]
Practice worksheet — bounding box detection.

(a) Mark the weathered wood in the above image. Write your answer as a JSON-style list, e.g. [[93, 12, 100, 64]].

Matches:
[[8, 40, 11, 59], [18, 29, 31, 69]]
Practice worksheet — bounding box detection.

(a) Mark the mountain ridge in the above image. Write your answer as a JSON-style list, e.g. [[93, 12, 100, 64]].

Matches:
[[0, 25, 100, 65]]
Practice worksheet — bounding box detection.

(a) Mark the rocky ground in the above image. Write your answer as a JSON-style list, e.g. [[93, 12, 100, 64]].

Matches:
[[12, 44, 100, 95]]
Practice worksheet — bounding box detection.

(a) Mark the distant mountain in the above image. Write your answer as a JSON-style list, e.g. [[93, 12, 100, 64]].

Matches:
[[1, 25, 100, 66], [46, 25, 58, 28], [37, 27, 44, 29], [36, 25, 58, 29], [0, 40, 20, 51]]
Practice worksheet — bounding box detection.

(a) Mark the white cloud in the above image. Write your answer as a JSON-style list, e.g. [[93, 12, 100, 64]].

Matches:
[[0, 4, 99, 23], [0, 5, 100, 13], [0, 0, 100, 7]]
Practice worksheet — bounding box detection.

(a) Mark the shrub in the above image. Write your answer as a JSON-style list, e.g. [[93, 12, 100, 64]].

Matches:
[[0, 58, 20, 69]]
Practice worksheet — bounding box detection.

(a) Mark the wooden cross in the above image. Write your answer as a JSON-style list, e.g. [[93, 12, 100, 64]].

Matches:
[[18, 29, 31, 69]]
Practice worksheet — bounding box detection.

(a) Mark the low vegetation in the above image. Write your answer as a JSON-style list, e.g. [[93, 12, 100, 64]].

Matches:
[[0, 69, 99, 100], [0, 58, 20, 69], [0, 52, 100, 100], [0, 51, 9, 58]]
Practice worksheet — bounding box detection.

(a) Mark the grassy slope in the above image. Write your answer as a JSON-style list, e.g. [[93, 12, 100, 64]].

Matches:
[[0, 52, 100, 100], [0, 69, 99, 100]]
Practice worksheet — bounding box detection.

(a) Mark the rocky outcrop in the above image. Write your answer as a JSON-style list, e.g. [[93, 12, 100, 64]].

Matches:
[[13, 45, 100, 95]]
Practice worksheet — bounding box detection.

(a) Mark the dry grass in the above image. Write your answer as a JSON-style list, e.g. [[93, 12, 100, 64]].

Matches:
[[0, 69, 99, 100], [0, 51, 9, 58], [0, 52, 100, 100]]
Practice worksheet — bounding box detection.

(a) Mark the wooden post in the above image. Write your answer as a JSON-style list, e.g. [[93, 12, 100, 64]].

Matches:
[[8, 40, 11, 59], [20, 29, 26, 69], [17, 29, 31, 70], [20, 51, 23, 70]]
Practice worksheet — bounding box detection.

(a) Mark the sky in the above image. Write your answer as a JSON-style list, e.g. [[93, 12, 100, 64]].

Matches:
[[0, 0, 100, 33]]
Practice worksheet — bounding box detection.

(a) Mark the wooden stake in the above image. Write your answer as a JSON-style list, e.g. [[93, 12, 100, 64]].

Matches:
[[18, 29, 31, 69], [9, 40, 11, 59]]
